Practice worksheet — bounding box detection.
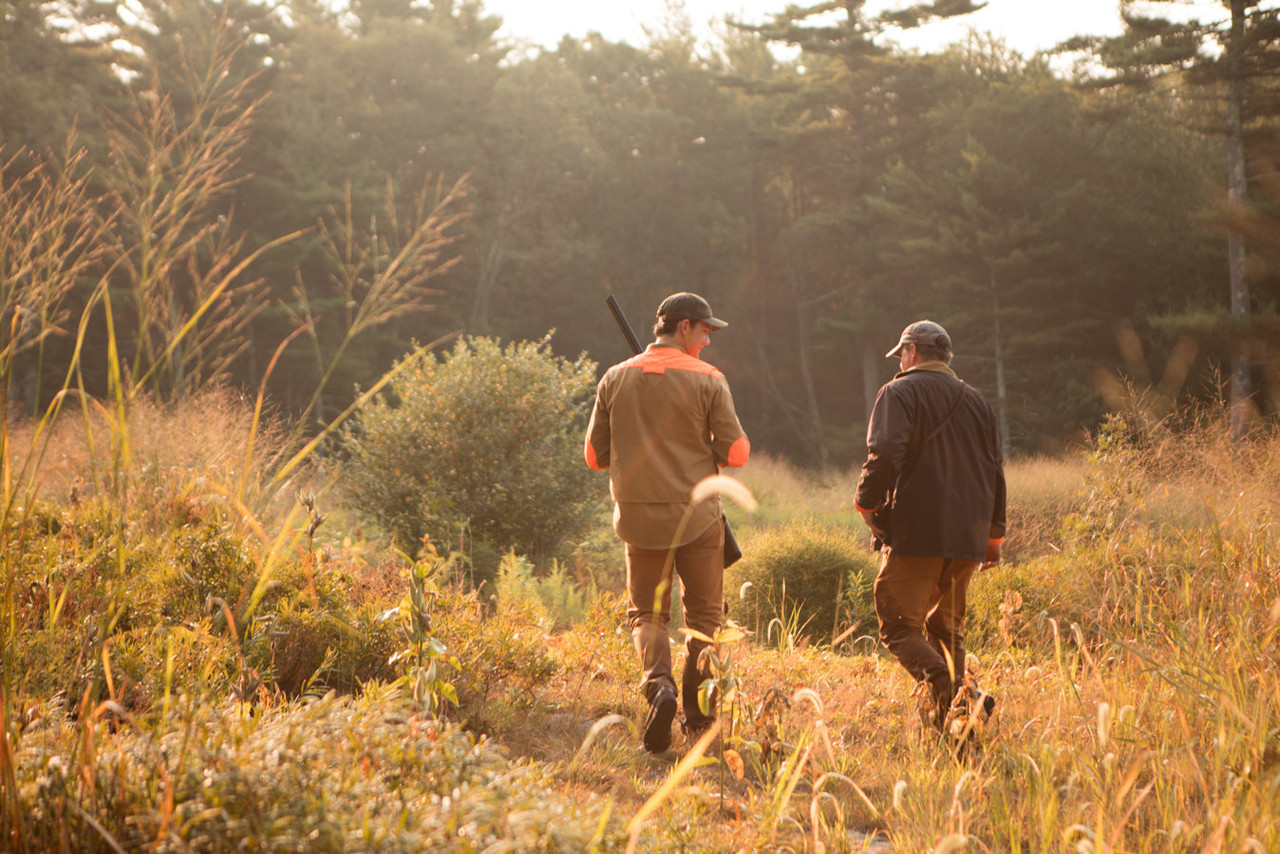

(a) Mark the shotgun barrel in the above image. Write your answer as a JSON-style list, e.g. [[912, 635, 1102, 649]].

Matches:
[[606, 294, 644, 356]]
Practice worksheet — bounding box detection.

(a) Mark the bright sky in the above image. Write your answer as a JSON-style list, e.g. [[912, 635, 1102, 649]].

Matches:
[[484, 0, 1131, 55]]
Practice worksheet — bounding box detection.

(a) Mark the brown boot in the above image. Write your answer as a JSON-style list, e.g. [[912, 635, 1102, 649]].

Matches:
[[642, 685, 677, 753]]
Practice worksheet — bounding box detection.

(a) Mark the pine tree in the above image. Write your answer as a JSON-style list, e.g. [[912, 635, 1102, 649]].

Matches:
[[727, 0, 983, 463], [1074, 0, 1280, 436]]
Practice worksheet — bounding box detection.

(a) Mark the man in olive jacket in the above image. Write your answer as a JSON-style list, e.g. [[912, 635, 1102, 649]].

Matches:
[[585, 292, 750, 752], [855, 320, 1006, 733]]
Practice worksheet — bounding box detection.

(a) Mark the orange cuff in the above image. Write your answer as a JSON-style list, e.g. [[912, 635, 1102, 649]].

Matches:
[[724, 436, 750, 468]]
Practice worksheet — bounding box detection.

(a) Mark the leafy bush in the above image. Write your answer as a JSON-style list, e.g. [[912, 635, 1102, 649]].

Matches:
[[253, 604, 399, 697], [103, 623, 240, 711], [964, 555, 1077, 652], [551, 592, 635, 712], [10, 693, 623, 851], [494, 551, 588, 630], [426, 582, 561, 732], [156, 523, 259, 621], [6, 488, 397, 710], [1060, 414, 1149, 546], [340, 335, 601, 582], [727, 519, 878, 645]]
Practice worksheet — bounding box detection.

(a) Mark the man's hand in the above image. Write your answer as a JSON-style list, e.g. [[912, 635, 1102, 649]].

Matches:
[[982, 540, 1002, 570], [859, 509, 886, 540]]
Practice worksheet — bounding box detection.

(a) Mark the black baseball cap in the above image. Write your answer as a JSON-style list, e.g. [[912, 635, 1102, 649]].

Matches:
[[657, 292, 728, 328]]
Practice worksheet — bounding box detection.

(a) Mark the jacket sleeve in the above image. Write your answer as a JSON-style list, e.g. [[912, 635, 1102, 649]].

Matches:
[[989, 421, 1007, 542], [708, 374, 749, 468], [854, 383, 913, 511], [584, 378, 611, 470]]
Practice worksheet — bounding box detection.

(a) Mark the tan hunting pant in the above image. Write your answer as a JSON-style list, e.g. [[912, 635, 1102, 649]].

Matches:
[[626, 517, 723, 727], [874, 550, 980, 717]]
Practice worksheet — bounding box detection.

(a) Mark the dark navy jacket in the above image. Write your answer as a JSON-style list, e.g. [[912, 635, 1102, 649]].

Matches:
[[854, 362, 1006, 562]]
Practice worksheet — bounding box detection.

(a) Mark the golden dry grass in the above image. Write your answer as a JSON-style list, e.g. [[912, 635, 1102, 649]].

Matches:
[[5, 384, 291, 514], [1002, 454, 1086, 558], [733, 452, 860, 529], [511, 434, 1280, 850], [4, 410, 1280, 851]]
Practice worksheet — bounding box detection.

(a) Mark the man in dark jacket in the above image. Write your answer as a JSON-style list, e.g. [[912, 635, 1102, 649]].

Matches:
[[854, 320, 1006, 735]]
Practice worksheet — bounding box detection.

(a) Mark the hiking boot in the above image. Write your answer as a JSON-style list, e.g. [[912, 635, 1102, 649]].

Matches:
[[642, 685, 677, 753], [681, 714, 716, 740], [912, 681, 945, 733], [943, 685, 997, 761]]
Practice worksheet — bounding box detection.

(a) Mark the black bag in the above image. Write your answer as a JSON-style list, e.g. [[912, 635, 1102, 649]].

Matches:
[[724, 518, 742, 567]]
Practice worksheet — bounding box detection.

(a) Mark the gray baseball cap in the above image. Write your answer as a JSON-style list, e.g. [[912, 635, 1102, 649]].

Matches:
[[886, 320, 951, 358], [657, 292, 728, 328]]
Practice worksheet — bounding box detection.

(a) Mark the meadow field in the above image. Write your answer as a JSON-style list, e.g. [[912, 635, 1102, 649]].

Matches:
[[5, 6, 1280, 847], [2, 388, 1277, 853]]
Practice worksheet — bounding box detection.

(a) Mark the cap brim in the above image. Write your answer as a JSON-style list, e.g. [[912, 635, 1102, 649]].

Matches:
[[886, 342, 905, 358], [704, 316, 728, 329]]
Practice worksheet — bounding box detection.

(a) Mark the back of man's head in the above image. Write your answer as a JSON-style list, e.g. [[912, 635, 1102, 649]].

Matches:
[[887, 319, 952, 363]]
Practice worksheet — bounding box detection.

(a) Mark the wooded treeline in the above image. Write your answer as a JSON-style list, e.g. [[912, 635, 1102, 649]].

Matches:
[[4, 0, 1279, 464]]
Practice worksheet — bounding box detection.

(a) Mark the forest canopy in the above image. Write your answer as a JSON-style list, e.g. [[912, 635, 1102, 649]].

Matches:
[[3, 0, 1279, 464]]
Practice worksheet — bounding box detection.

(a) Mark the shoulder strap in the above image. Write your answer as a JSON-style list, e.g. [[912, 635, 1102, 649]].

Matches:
[[922, 378, 967, 447], [873, 377, 969, 549], [898, 378, 967, 486]]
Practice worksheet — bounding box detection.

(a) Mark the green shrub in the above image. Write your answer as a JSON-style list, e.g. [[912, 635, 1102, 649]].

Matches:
[[964, 556, 1073, 653], [727, 519, 878, 645], [104, 624, 240, 713], [427, 583, 561, 732], [564, 512, 627, 593], [6, 488, 403, 710], [340, 335, 601, 583], [1060, 413, 1148, 546], [251, 603, 399, 697], [494, 551, 588, 631], [156, 523, 258, 621], [553, 592, 636, 713], [5, 502, 267, 705], [11, 694, 623, 851]]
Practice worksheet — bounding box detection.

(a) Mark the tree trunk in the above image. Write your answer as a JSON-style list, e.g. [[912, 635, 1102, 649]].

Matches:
[[1226, 0, 1251, 441], [991, 273, 1011, 460], [794, 301, 829, 467], [752, 331, 807, 446], [861, 334, 880, 427], [470, 237, 504, 335]]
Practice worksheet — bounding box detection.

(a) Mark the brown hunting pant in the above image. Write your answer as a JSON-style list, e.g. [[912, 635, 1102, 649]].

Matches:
[[873, 550, 980, 716], [625, 518, 723, 728]]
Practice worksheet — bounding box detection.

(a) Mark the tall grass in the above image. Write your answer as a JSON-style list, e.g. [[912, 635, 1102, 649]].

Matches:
[[1002, 453, 1085, 559], [0, 19, 480, 851], [8, 324, 1279, 851], [571, 420, 1278, 851], [732, 452, 860, 531]]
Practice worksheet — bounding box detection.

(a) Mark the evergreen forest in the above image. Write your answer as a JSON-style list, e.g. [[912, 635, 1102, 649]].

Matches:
[[6, 0, 1280, 465]]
